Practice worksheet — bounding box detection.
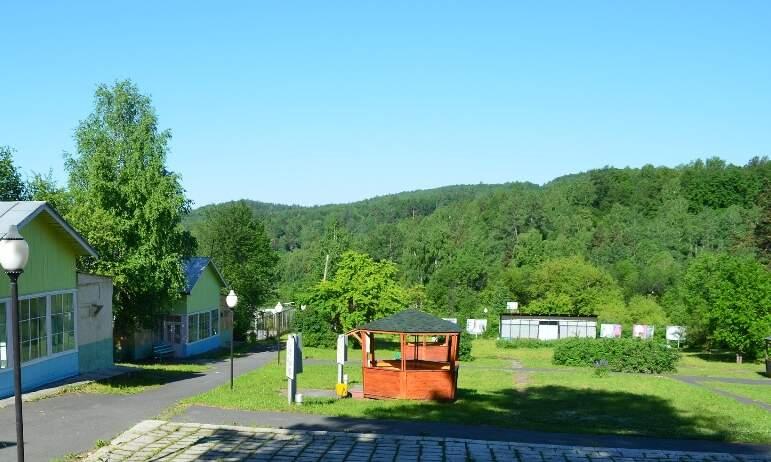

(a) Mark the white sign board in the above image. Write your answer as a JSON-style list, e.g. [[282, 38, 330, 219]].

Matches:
[[442, 318, 458, 325], [666, 326, 686, 341], [466, 319, 488, 335], [286, 335, 296, 379], [600, 324, 622, 338], [506, 301, 519, 311], [336, 334, 348, 364], [633, 324, 655, 339]]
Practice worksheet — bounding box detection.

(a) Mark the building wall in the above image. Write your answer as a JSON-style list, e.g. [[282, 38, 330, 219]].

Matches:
[[185, 334, 220, 357], [76, 273, 114, 372], [186, 265, 222, 314], [0, 214, 78, 298], [0, 215, 81, 397]]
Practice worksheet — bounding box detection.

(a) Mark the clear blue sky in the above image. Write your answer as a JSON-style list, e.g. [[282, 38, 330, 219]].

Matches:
[[1, 2, 769, 207]]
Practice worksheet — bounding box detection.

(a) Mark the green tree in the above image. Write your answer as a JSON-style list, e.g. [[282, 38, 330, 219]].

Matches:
[[303, 251, 409, 332], [600, 295, 669, 328], [194, 201, 278, 337], [66, 80, 195, 336], [27, 170, 73, 215], [0, 146, 27, 200], [525, 256, 625, 317], [679, 252, 771, 362]]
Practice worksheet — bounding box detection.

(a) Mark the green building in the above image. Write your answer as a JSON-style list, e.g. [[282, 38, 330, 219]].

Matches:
[[0, 201, 113, 397], [126, 257, 230, 359]]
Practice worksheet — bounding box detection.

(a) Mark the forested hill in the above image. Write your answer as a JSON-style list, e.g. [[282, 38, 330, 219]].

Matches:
[[187, 157, 770, 324]]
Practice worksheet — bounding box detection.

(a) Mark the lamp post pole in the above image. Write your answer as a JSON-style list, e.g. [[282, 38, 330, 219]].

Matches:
[[225, 290, 238, 390], [0, 225, 30, 462], [9, 270, 24, 462]]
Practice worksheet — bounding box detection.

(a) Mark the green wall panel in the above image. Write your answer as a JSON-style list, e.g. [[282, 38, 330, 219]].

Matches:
[[0, 215, 78, 298], [186, 265, 223, 314]]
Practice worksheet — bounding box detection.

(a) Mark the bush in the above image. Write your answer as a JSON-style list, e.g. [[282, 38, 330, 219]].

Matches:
[[496, 338, 563, 349], [552, 338, 679, 374], [294, 308, 337, 348], [458, 331, 474, 361]]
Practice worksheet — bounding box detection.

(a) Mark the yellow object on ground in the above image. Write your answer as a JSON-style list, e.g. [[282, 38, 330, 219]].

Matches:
[[335, 383, 348, 398]]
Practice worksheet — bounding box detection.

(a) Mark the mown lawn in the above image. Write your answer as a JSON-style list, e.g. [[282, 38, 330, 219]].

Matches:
[[675, 352, 767, 379], [184, 340, 771, 443], [704, 381, 771, 406], [68, 362, 209, 395]]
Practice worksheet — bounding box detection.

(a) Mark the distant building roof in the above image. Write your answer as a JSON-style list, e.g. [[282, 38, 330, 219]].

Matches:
[[0, 201, 97, 257], [354, 309, 462, 334], [182, 257, 227, 294]]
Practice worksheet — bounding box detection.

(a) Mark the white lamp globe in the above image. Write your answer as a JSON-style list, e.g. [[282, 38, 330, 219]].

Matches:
[[226, 290, 238, 308], [0, 225, 29, 272]]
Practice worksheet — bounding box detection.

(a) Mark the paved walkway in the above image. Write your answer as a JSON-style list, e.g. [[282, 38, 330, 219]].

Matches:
[[174, 406, 771, 456], [85, 420, 771, 462], [0, 349, 277, 461]]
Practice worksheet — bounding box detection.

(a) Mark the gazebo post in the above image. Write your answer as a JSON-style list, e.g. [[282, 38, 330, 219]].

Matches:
[[371, 333, 376, 364], [400, 333, 407, 398]]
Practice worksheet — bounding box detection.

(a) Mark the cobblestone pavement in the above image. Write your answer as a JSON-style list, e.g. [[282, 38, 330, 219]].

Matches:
[[85, 420, 771, 462]]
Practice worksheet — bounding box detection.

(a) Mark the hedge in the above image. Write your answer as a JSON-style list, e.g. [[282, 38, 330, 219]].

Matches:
[[496, 338, 570, 349], [552, 338, 679, 373]]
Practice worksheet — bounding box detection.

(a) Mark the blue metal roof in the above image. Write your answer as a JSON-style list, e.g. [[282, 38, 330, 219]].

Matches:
[[182, 257, 227, 294]]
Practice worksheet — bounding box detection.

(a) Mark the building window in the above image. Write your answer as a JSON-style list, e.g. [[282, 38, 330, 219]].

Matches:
[[188, 313, 199, 343], [0, 302, 6, 369], [188, 310, 220, 343], [199, 312, 210, 341], [19, 296, 48, 363], [51, 293, 75, 354], [211, 309, 219, 335]]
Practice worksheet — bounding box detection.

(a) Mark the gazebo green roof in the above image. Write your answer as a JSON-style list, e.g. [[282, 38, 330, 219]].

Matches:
[[355, 310, 461, 334]]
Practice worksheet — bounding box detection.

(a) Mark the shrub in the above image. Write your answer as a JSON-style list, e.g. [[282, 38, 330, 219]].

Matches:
[[552, 338, 679, 374], [458, 331, 474, 361], [294, 308, 337, 348], [496, 338, 564, 349]]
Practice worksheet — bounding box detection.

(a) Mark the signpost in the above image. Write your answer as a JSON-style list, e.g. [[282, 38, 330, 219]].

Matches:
[[666, 326, 686, 348], [286, 334, 303, 404], [336, 334, 348, 398]]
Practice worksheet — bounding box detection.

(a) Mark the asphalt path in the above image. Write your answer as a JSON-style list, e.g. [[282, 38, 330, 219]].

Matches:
[[0, 349, 276, 461]]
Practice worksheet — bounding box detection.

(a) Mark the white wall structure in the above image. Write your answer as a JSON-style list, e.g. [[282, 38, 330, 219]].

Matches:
[[500, 315, 597, 340]]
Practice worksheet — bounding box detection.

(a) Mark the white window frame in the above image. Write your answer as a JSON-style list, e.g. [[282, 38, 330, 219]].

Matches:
[[187, 308, 220, 345], [0, 289, 78, 371]]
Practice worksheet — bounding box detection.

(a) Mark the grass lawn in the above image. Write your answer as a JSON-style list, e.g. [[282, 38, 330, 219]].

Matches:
[[675, 352, 767, 379], [67, 362, 209, 395], [184, 340, 771, 443], [704, 381, 771, 406]]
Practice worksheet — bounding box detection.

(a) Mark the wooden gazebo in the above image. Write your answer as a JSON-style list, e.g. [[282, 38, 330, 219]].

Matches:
[[348, 310, 461, 401]]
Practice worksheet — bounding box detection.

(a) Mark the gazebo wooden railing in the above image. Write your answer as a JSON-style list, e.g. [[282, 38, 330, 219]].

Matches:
[[348, 310, 462, 401]]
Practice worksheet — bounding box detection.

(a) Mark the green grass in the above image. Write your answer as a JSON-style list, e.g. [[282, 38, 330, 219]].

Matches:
[[68, 362, 209, 395], [471, 339, 557, 368], [184, 340, 771, 443], [703, 381, 771, 405], [675, 352, 766, 379]]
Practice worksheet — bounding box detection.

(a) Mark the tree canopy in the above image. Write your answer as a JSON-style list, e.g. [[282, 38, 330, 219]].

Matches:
[[192, 201, 278, 337], [65, 80, 195, 335]]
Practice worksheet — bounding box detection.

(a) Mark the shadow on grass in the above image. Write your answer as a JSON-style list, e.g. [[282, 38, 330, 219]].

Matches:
[[94, 367, 206, 390], [298, 386, 766, 450]]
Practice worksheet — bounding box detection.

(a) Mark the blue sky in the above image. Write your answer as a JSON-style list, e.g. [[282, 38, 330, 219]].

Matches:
[[1, 2, 769, 207]]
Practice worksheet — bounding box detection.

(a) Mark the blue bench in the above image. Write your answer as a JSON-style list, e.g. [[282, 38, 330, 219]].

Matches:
[[152, 343, 175, 360]]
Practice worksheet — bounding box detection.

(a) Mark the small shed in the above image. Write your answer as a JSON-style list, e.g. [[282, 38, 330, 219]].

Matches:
[[499, 314, 598, 341], [348, 310, 461, 401]]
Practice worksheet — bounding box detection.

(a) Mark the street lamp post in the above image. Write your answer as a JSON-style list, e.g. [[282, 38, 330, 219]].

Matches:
[[0, 225, 30, 462], [225, 290, 238, 390]]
